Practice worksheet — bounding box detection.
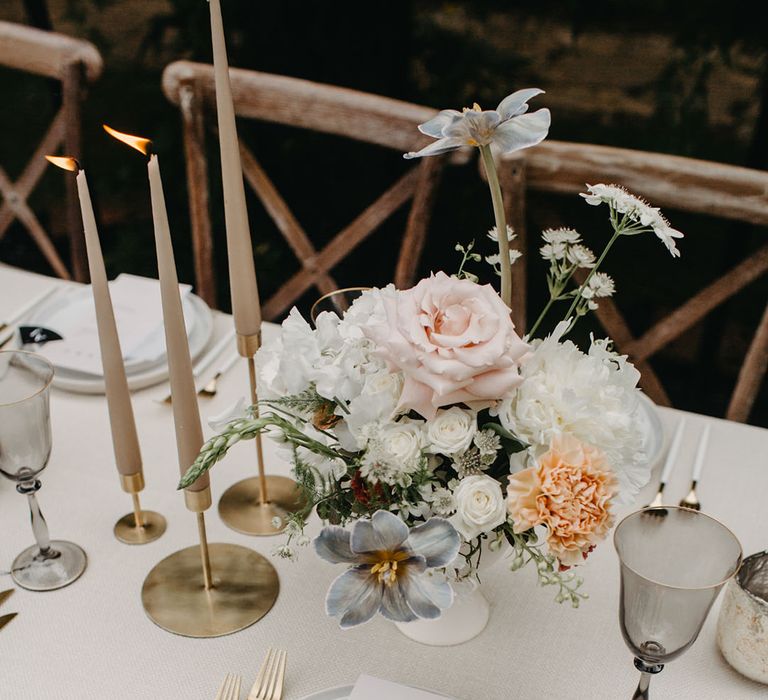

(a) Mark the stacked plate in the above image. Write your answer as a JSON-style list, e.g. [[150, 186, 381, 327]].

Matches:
[[17, 275, 213, 394]]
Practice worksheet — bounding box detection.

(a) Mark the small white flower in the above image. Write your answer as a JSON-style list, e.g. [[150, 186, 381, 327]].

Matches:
[[473, 429, 502, 456], [540, 242, 567, 262], [485, 250, 523, 268], [542, 228, 581, 245], [428, 486, 457, 516], [359, 449, 403, 486], [273, 544, 296, 561], [588, 272, 616, 298], [566, 244, 596, 268], [452, 447, 491, 478], [449, 474, 507, 540], [426, 407, 477, 455], [487, 225, 516, 243], [581, 184, 683, 258]]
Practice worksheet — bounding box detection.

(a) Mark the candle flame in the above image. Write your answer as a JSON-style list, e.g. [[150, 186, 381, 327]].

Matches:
[[45, 155, 79, 172], [103, 124, 152, 155]]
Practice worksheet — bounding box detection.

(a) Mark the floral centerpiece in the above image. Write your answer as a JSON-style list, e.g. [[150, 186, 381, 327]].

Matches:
[[180, 89, 683, 634]]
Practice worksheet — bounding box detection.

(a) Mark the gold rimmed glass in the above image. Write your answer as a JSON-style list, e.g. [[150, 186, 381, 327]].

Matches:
[[309, 287, 371, 325], [0, 350, 87, 590], [614, 506, 742, 699]]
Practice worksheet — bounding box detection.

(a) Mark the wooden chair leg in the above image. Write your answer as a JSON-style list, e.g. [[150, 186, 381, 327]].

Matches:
[[263, 168, 420, 320], [727, 302, 768, 422], [62, 61, 88, 282], [395, 156, 443, 289], [238, 143, 338, 299], [180, 84, 217, 308], [499, 153, 527, 333]]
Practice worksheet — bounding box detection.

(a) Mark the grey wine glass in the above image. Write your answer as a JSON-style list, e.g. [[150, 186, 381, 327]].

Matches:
[[0, 350, 87, 590], [614, 506, 742, 699]]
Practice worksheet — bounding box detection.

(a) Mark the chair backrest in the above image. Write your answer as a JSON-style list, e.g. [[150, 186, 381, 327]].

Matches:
[[162, 60, 462, 316], [0, 21, 102, 281], [496, 141, 768, 423]]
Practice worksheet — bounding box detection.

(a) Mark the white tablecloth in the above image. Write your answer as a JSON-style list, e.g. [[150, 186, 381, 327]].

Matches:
[[0, 265, 766, 699]]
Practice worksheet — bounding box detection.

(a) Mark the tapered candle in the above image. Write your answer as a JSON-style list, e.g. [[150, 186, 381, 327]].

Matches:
[[208, 0, 262, 341], [44, 156, 142, 484], [103, 126, 210, 507], [148, 154, 211, 499]]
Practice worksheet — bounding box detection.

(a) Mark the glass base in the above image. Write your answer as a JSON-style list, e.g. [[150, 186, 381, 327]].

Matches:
[[11, 540, 87, 591]]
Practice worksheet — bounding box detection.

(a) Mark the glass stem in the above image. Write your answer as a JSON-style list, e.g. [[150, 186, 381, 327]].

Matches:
[[17, 479, 58, 561], [632, 672, 652, 700], [632, 658, 663, 700]]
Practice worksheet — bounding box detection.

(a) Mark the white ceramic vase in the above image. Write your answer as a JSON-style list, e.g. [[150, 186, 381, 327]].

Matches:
[[394, 540, 508, 646]]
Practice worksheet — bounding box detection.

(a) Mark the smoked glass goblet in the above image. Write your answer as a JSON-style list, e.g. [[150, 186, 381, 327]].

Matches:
[[614, 506, 742, 699], [0, 350, 87, 590]]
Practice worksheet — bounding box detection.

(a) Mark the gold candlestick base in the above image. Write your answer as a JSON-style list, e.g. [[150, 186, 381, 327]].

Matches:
[[218, 475, 306, 536], [114, 510, 167, 545], [141, 542, 279, 638]]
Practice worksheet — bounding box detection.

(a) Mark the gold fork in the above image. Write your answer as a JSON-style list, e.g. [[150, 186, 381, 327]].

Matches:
[[679, 424, 710, 512], [198, 350, 239, 398], [215, 673, 241, 700], [248, 648, 287, 700], [643, 417, 686, 517]]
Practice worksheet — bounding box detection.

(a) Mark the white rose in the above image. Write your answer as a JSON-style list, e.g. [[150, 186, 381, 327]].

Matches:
[[450, 475, 507, 540], [380, 418, 425, 470], [426, 407, 476, 455]]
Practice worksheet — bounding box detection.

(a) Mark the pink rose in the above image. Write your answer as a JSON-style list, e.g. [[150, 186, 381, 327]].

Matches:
[[364, 271, 528, 419]]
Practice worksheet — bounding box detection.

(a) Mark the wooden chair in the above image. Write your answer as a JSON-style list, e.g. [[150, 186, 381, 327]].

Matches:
[[495, 142, 768, 422], [0, 21, 102, 281], [162, 60, 463, 316]]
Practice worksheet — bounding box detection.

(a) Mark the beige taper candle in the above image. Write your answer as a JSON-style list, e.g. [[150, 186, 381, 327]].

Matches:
[[209, 0, 262, 342], [45, 157, 143, 487], [76, 168, 144, 483], [147, 153, 211, 510]]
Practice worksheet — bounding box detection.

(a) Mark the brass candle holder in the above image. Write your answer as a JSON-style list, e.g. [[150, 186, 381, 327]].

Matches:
[[218, 332, 305, 536], [141, 486, 279, 638], [113, 473, 167, 545]]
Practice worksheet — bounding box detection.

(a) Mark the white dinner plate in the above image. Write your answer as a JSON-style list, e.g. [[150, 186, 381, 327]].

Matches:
[[16, 291, 213, 394]]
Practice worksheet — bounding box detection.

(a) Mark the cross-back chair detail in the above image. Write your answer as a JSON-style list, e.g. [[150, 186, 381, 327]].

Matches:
[[495, 141, 768, 422], [0, 21, 102, 281], [162, 60, 457, 315]]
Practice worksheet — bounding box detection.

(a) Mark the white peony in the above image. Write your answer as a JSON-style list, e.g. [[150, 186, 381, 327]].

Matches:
[[449, 474, 507, 540], [493, 321, 648, 502], [425, 407, 477, 455]]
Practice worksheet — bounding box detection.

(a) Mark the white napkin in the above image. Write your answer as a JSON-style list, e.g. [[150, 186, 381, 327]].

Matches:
[[31, 274, 192, 376], [349, 675, 449, 699]]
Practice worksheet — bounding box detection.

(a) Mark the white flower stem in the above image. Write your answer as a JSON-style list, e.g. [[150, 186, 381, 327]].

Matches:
[[528, 264, 577, 338], [562, 225, 622, 325], [479, 145, 512, 308]]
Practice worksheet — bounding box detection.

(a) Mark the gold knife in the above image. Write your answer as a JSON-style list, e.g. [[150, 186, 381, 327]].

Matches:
[[0, 589, 14, 608], [0, 612, 17, 631]]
